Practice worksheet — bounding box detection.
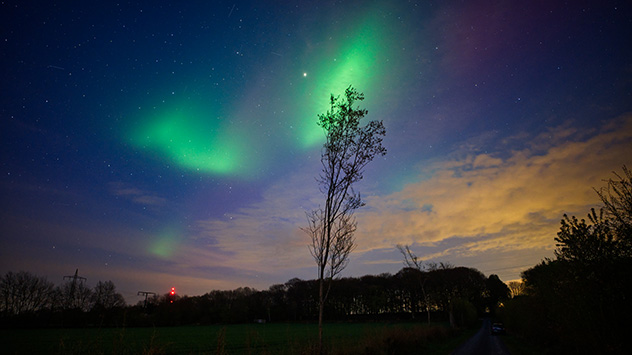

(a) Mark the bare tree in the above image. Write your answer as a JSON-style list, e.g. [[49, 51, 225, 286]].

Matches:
[[0, 271, 55, 315], [304, 86, 386, 351], [92, 280, 126, 310], [397, 248, 459, 327], [397, 244, 432, 324], [59, 279, 93, 311], [306, 209, 357, 283]]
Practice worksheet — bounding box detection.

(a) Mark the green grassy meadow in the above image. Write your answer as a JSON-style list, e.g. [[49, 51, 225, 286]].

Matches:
[[2, 321, 470, 354]]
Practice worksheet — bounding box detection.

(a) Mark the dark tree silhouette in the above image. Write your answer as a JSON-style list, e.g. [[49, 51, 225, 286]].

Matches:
[[0, 271, 55, 315], [304, 86, 386, 351], [59, 278, 93, 311], [92, 280, 125, 310], [555, 209, 621, 264], [595, 165, 632, 252], [428, 266, 486, 327], [397, 244, 432, 323], [503, 166, 632, 353], [485, 274, 509, 315]]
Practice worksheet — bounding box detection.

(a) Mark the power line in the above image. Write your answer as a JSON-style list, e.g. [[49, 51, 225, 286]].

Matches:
[[63, 268, 87, 308]]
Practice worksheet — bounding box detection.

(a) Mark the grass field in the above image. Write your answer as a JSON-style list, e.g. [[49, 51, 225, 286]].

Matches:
[[2, 321, 472, 354]]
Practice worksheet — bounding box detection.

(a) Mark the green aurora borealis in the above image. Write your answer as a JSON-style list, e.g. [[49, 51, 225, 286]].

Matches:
[[131, 105, 251, 175], [128, 7, 391, 176]]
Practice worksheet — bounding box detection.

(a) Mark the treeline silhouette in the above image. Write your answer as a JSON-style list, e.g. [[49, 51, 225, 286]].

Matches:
[[1, 266, 510, 328], [0, 273, 125, 327], [136, 266, 508, 327]]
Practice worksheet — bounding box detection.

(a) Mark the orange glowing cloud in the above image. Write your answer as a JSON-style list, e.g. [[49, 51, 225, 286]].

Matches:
[[354, 114, 632, 278]]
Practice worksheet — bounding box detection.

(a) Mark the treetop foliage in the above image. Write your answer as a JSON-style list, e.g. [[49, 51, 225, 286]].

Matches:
[[555, 165, 632, 263], [555, 209, 621, 264], [317, 85, 386, 203], [595, 165, 632, 246]]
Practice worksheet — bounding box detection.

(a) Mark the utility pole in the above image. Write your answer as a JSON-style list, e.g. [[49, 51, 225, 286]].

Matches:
[[137, 291, 156, 308], [63, 269, 87, 308]]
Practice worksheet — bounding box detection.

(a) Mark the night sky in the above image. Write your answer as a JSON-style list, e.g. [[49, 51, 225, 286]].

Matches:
[[2, 1, 631, 303]]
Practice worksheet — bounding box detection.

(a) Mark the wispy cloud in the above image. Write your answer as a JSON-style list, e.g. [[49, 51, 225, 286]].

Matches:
[[109, 182, 167, 208], [188, 169, 320, 276]]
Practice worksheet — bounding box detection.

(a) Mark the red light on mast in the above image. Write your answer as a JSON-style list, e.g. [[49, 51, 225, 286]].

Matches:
[[169, 287, 176, 303]]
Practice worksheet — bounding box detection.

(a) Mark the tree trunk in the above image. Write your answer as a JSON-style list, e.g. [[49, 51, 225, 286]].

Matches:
[[318, 276, 324, 354], [449, 301, 455, 328], [421, 286, 430, 324]]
